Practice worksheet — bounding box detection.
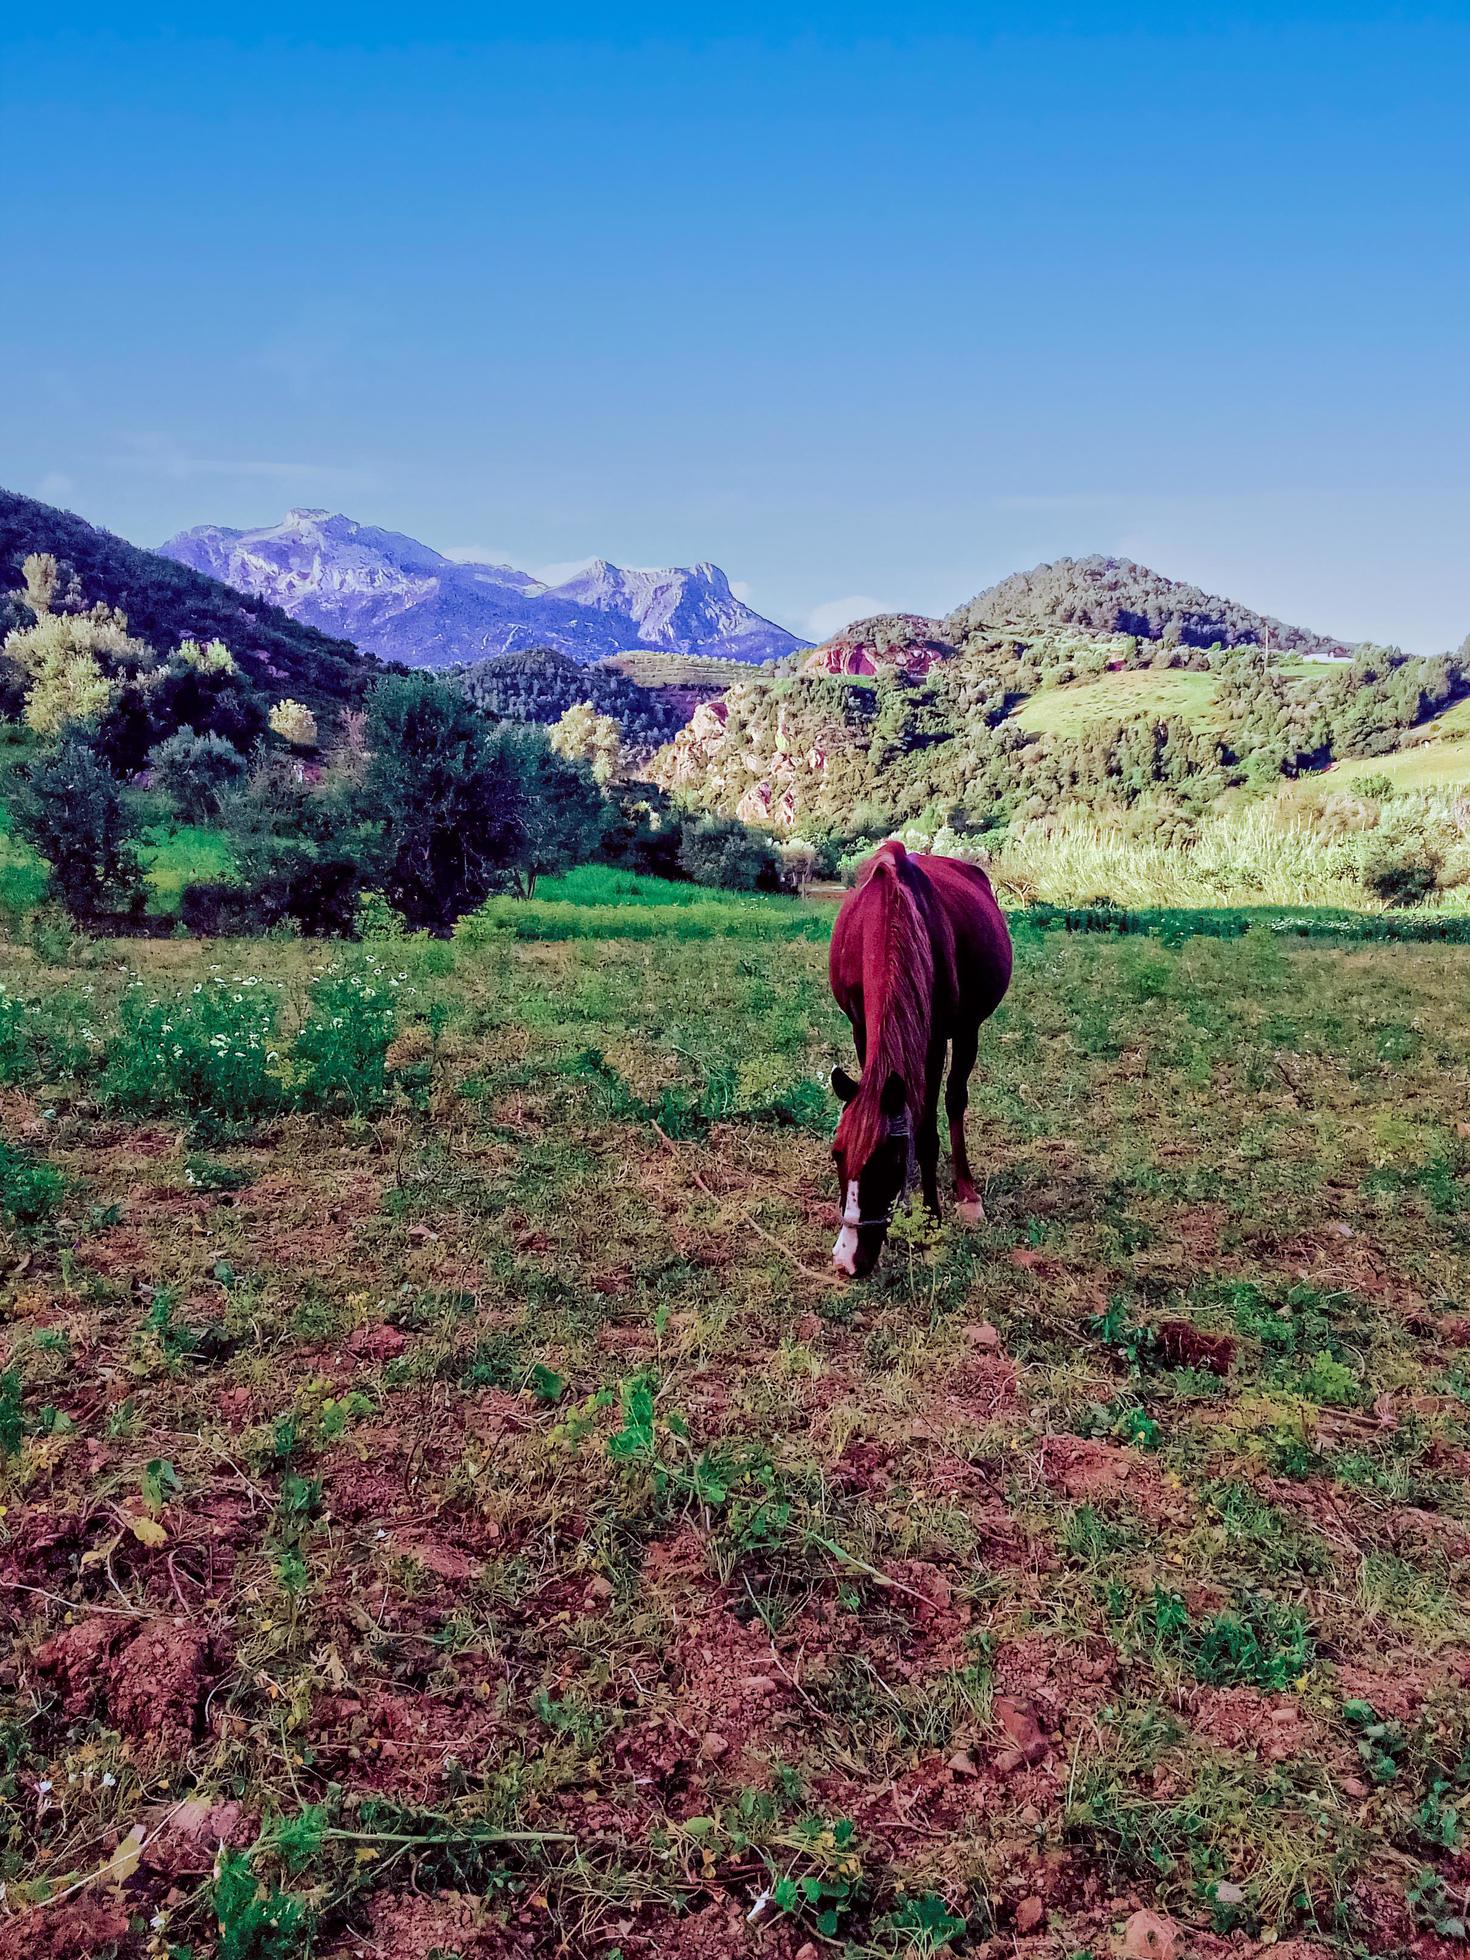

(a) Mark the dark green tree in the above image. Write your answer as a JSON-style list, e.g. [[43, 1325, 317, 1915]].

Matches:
[[363, 674, 525, 934], [497, 726, 605, 897], [11, 732, 144, 920]]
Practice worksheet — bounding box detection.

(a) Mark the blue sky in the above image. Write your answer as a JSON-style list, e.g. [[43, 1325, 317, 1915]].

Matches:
[[3, 2, 1467, 650]]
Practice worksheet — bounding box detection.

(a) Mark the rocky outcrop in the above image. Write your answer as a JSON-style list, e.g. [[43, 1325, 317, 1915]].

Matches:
[[649, 677, 872, 830], [802, 612, 956, 678]]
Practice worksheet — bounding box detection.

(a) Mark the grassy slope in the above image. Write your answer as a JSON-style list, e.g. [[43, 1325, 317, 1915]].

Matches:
[[3, 882, 1469, 1956], [1011, 667, 1221, 736], [1328, 737, 1470, 791], [601, 649, 760, 690]]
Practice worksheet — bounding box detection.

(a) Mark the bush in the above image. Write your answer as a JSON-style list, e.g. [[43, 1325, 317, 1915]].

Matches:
[[678, 815, 783, 891], [98, 974, 282, 1119], [181, 843, 366, 939], [292, 959, 403, 1113], [1362, 831, 1441, 907], [148, 728, 248, 821], [9, 733, 144, 921], [269, 698, 318, 748]]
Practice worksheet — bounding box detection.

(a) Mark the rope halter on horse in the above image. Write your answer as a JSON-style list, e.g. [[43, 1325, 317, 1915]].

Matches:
[[840, 1114, 914, 1230]]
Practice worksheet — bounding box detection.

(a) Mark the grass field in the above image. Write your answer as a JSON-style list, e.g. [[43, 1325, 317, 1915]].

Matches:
[[1012, 670, 1221, 738], [3, 878, 1469, 1958], [600, 651, 758, 692], [1328, 737, 1470, 793]]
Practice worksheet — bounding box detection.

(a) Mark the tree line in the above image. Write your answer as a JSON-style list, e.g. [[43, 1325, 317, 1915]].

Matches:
[[2, 555, 795, 937]]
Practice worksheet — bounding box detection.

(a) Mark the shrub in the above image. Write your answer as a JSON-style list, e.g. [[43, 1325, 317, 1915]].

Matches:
[[98, 974, 282, 1119], [269, 698, 318, 748], [9, 733, 144, 921], [181, 843, 366, 939], [1362, 830, 1441, 907], [148, 728, 248, 820], [292, 960, 402, 1113], [678, 815, 783, 891]]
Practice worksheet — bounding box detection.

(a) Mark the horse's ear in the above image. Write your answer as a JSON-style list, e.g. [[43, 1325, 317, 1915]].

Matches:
[[831, 1066, 859, 1104], [880, 1071, 906, 1117]]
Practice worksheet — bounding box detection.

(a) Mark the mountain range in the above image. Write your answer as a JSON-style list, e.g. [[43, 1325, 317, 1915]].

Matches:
[[0, 486, 377, 713], [158, 510, 809, 669]]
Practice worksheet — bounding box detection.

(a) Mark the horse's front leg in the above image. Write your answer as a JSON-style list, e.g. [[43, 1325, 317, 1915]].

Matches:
[[918, 1046, 945, 1216]]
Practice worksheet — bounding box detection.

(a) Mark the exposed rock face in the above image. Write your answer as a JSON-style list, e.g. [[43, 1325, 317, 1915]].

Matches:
[[159, 510, 809, 669], [802, 612, 956, 678], [649, 677, 870, 830]]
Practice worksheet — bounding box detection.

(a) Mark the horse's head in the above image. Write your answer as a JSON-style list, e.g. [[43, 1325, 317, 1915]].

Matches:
[[829, 1066, 911, 1277]]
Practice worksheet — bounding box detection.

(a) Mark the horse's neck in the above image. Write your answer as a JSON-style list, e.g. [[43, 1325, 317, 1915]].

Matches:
[[861, 871, 933, 1097]]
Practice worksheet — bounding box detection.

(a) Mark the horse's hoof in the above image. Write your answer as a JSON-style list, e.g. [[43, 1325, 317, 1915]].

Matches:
[[955, 1197, 985, 1227]]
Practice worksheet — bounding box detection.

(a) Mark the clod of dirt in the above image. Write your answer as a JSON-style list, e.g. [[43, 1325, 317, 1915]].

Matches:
[[1153, 1319, 1236, 1376], [0, 1900, 131, 1960], [141, 1796, 251, 1878], [34, 1614, 224, 1751], [994, 1695, 1051, 1773], [345, 1321, 407, 1364], [1120, 1908, 1182, 1960], [1015, 1894, 1046, 1931]]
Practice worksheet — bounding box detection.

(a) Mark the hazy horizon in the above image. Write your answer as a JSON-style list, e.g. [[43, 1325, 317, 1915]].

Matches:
[[5, 2, 1467, 653]]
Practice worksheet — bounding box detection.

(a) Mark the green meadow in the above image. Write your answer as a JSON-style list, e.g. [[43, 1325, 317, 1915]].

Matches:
[[3, 874, 1469, 1956]]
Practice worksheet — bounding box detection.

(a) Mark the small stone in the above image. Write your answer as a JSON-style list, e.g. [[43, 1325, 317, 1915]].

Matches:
[[1122, 1908, 1182, 1960], [1214, 1881, 1246, 1906], [698, 1732, 729, 1761], [966, 1321, 1001, 1348], [947, 1748, 979, 1778], [1015, 1895, 1045, 1932]]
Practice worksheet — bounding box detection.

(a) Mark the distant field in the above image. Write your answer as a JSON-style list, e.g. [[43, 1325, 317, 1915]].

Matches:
[[1012, 667, 1220, 736], [600, 649, 759, 690], [1327, 735, 1470, 791]]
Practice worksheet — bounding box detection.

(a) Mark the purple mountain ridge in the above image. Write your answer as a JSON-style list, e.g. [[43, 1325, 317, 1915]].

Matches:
[[157, 510, 808, 668]]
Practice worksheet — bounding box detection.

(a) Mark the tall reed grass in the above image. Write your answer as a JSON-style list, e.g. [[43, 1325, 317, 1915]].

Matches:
[[990, 792, 1470, 912]]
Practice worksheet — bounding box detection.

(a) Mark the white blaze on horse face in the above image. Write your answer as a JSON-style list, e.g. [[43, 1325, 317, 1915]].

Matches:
[[833, 1181, 861, 1275]]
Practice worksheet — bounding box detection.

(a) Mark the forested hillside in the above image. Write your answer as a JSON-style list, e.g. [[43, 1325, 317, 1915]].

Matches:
[[448, 646, 685, 749], [652, 601, 1470, 847], [945, 553, 1347, 655]]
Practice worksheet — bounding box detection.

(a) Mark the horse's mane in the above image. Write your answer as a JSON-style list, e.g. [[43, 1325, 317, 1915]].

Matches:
[[846, 850, 934, 1168]]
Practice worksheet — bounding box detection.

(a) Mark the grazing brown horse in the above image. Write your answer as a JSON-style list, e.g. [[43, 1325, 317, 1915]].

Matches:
[[828, 840, 1012, 1276]]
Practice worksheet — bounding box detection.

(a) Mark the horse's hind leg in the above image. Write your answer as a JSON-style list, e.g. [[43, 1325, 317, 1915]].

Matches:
[[946, 1022, 984, 1225]]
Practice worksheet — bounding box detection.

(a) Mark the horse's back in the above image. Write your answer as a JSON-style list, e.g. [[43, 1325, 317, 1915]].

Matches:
[[913, 853, 1012, 1022], [830, 843, 1011, 1028]]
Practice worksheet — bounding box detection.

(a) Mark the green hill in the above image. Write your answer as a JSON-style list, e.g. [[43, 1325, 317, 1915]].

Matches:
[[944, 552, 1347, 656], [447, 645, 685, 746]]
